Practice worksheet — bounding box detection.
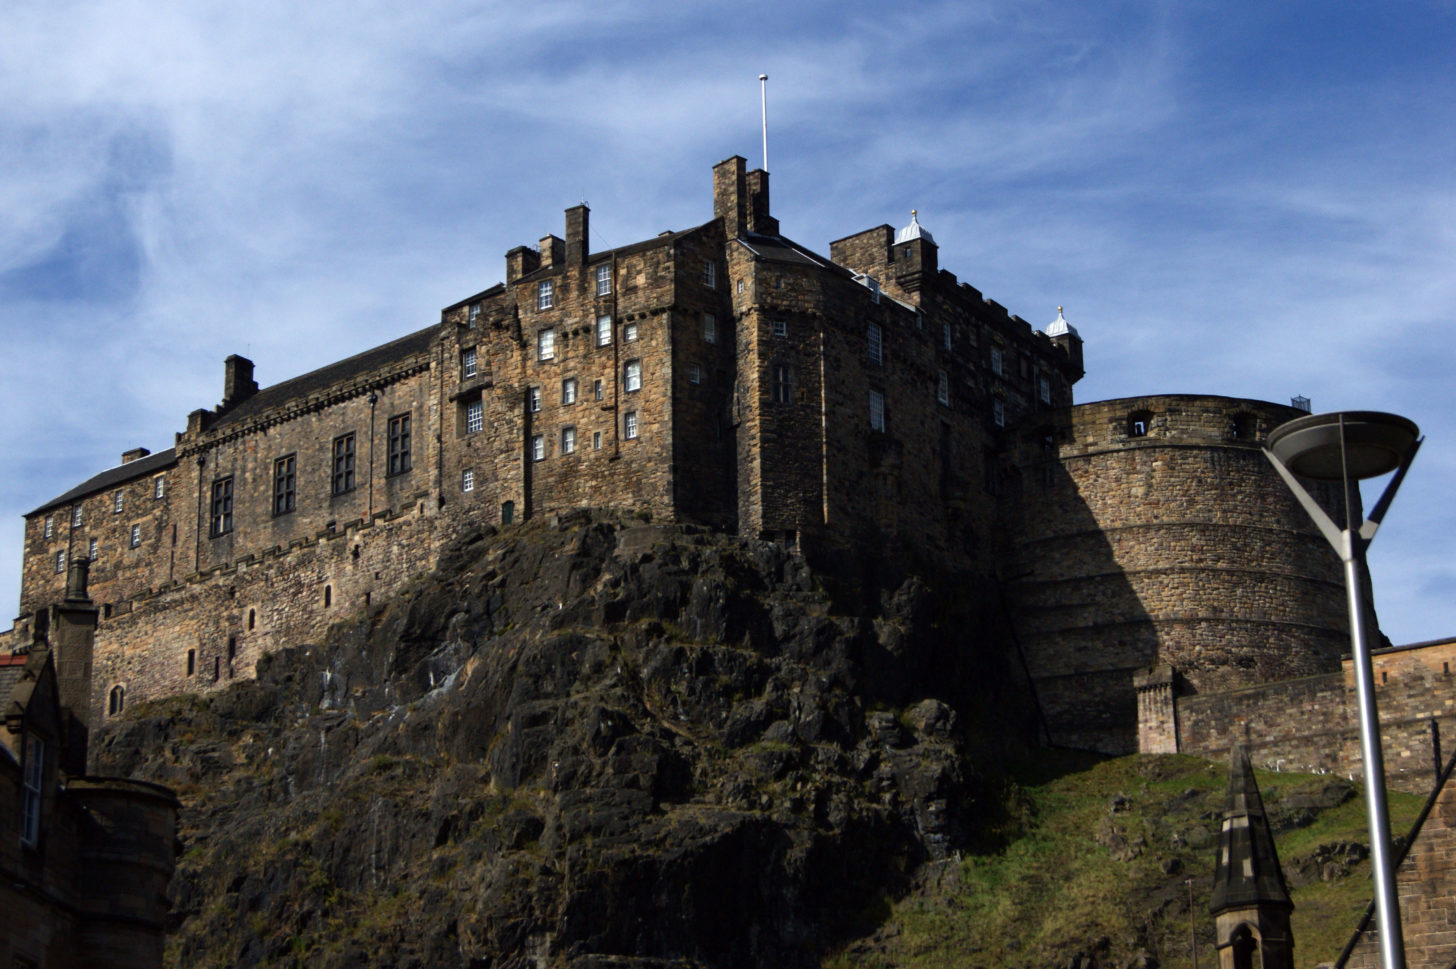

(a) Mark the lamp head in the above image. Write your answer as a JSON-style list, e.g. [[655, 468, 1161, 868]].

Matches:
[[1266, 411, 1419, 481]]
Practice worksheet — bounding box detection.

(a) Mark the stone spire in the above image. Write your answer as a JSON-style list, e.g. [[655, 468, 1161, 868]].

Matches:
[[1210, 744, 1294, 969]]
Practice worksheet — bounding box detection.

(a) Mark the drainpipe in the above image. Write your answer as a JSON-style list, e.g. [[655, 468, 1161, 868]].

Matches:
[[367, 391, 378, 517]]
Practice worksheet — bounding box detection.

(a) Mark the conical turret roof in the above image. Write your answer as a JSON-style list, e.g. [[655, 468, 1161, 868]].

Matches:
[[1210, 745, 1294, 915]]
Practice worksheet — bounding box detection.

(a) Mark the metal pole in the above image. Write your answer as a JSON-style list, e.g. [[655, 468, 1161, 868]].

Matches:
[[1344, 533, 1407, 969], [759, 74, 769, 171], [1187, 877, 1198, 969]]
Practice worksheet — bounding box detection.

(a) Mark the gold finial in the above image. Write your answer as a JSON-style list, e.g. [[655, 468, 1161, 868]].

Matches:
[[911, 209, 917, 218], [1058, 306, 1063, 314]]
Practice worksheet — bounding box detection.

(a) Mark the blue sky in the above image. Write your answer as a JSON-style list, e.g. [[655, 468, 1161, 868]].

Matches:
[[2, 0, 1453, 644]]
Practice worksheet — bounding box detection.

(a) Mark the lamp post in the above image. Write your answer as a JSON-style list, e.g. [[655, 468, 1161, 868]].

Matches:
[[1265, 411, 1422, 969]]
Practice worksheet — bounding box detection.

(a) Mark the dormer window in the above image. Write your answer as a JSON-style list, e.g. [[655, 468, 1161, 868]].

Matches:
[[537, 280, 554, 311]]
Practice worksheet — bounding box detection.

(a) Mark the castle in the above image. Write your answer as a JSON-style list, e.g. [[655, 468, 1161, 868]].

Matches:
[[3, 153, 1447, 780]]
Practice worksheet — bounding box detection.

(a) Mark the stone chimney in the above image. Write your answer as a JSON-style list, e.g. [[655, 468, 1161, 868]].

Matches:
[[506, 245, 542, 284], [565, 204, 589, 266], [223, 355, 258, 408], [713, 155, 747, 239], [53, 558, 99, 739], [120, 447, 151, 465], [746, 169, 778, 235], [538, 235, 565, 270]]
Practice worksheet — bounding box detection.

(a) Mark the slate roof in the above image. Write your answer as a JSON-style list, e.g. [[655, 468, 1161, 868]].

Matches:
[[1210, 744, 1294, 914], [29, 448, 178, 518]]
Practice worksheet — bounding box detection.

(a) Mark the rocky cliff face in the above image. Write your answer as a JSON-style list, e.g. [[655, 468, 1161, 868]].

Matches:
[[93, 515, 1029, 969]]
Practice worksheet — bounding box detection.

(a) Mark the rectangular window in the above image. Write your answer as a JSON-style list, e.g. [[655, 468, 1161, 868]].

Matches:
[[625, 321, 638, 342], [688, 364, 702, 385], [772, 320, 787, 337], [531, 434, 545, 461], [537, 279, 553, 310], [938, 370, 950, 405], [990, 346, 1004, 376], [468, 302, 481, 327], [537, 328, 555, 361], [461, 347, 477, 378], [113, 491, 124, 513], [993, 398, 1005, 427], [388, 414, 412, 475], [153, 476, 165, 499], [465, 399, 484, 434], [72, 506, 82, 527], [868, 323, 883, 365], [528, 387, 541, 412], [43, 516, 53, 539], [54, 549, 65, 573], [562, 378, 577, 405], [129, 523, 141, 548], [21, 736, 44, 847], [773, 365, 794, 404], [88, 537, 98, 561], [273, 454, 296, 515], [596, 314, 612, 346], [592, 431, 603, 450], [462, 468, 474, 492], [593, 379, 604, 401], [869, 390, 886, 431], [595, 263, 611, 296], [624, 360, 642, 392], [624, 411, 639, 439], [210, 477, 234, 536], [562, 426, 577, 454], [331, 435, 356, 495], [1039, 375, 1052, 405], [702, 313, 717, 344], [703, 260, 717, 288], [737, 278, 745, 294], [943, 322, 952, 351]]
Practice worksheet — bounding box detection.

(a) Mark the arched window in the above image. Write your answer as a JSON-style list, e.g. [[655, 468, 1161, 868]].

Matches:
[[1127, 409, 1153, 438], [108, 685, 125, 716]]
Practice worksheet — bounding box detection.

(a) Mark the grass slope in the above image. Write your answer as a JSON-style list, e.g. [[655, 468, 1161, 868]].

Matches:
[[827, 751, 1424, 969]]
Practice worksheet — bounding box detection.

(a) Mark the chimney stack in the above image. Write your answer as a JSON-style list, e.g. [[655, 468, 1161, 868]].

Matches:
[[565, 205, 589, 266], [746, 169, 778, 235], [538, 235, 565, 270], [121, 447, 151, 465], [713, 156, 747, 239], [223, 355, 258, 408]]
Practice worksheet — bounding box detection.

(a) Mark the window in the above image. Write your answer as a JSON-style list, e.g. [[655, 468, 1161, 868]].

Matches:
[[737, 279, 745, 294], [531, 434, 545, 461], [187, 649, 195, 676], [867, 323, 882, 365], [592, 431, 603, 450], [331, 435, 356, 495], [869, 390, 885, 431], [702, 313, 717, 344], [562, 426, 577, 454], [1231, 412, 1256, 440], [624, 360, 642, 392], [596, 315, 612, 346], [113, 491, 124, 513], [248, 609, 255, 630], [868, 277, 881, 303], [54, 550, 65, 574], [992, 399, 1005, 427], [501, 500, 515, 524], [129, 524, 141, 548], [625, 322, 638, 342], [773, 364, 795, 404], [88, 537, 98, 561], [537, 328, 555, 361], [273, 455, 296, 515], [938, 371, 950, 405], [624, 411, 639, 439], [528, 387, 541, 413], [21, 735, 44, 847], [703, 260, 717, 288], [323, 586, 332, 608], [1128, 410, 1152, 438], [562, 378, 577, 405], [154, 476, 165, 499], [71, 505, 82, 527], [772, 320, 787, 338], [468, 302, 481, 327], [462, 469, 474, 492], [465, 400, 484, 434], [990, 346, 1004, 376], [388, 414, 412, 475], [689, 364, 702, 385], [537, 279, 554, 310], [109, 685, 124, 715], [43, 516, 53, 539], [593, 379, 604, 401], [210, 477, 234, 536], [1039, 375, 1051, 405], [461, 347, 477, 378], [595, 263, 611, 296], [943, 322, 952, 351]]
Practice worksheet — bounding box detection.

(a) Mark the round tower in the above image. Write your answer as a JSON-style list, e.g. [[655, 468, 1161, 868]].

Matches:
[[1007, 395, 1351, 753]]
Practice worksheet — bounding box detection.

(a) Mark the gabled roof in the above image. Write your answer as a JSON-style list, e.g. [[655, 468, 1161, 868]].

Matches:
[[29, 448, 178, 518], [1210, 744, 1293, 914]]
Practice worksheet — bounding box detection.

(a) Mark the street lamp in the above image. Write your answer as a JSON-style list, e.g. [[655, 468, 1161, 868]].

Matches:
[[1264, 411, 1422, 969]]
